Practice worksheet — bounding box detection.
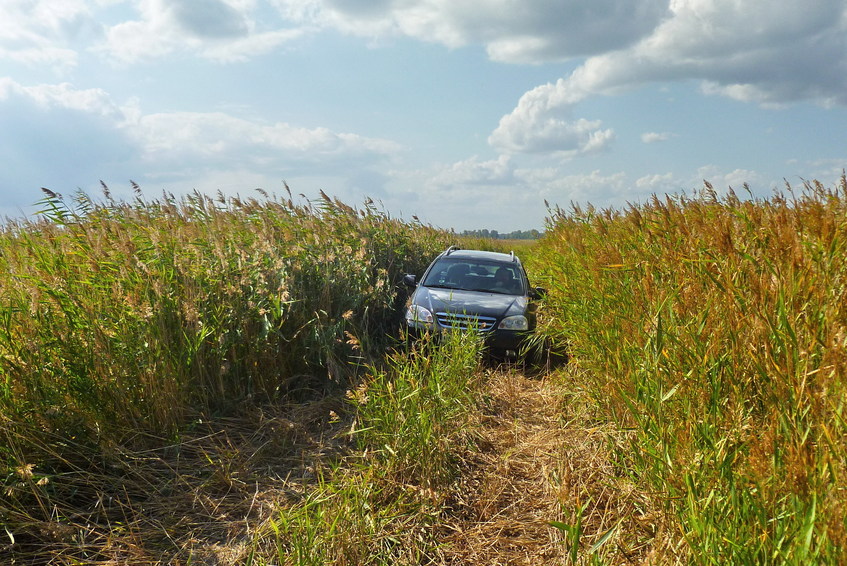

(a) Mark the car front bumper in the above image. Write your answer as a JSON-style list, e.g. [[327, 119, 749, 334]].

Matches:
[[406, 320, 530, 357]]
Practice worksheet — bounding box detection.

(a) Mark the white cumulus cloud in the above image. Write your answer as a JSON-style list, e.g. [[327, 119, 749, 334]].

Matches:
[[96, 0, 304, 64], [0, 78, 403, 200], [428, 154, 513, 187], [0, 0, 97, 70], [283, 0, 669, 62], [131, 111, 401, 167], [487, 0, 847, 161], [635, 172, 675, 189], [0, 78, 123, 117], [487, 78, 615, 156], [641, 132, 675, 144], [489, 109, 615, 157]]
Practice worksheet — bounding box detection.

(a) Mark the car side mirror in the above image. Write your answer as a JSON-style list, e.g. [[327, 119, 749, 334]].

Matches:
[[531, 287, 547, 299], [403, 274, 417, 288]]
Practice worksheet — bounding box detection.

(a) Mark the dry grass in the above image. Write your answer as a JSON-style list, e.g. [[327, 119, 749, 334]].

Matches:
[[439, 364, 674, 565], [2, 344, 670, 565], [440, 367, 568, 565], [454, 236, 538, 254], [530, 178, 847, 562], [1, 391, 352, 565]]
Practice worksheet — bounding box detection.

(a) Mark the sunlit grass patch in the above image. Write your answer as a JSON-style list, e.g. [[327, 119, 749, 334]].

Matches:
[[530, 177, 847, 563], [256, 331, 483, 565]]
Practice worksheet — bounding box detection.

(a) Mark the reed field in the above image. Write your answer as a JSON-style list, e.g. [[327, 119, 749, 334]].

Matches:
[[530, 177, 847, 563], [2, 177, 845, 564], [0, 186, 456, 563]]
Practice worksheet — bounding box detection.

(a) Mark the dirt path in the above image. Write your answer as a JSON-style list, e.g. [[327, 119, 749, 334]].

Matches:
[[2, 364, 666, 565], [438, 367, 663, 565], [438, 368, 569, 564]]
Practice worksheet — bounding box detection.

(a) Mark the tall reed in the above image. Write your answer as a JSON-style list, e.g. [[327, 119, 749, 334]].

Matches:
[[531, 178, 847, 563], [266, 331, 483, 564], [0, 186, 452, 533]]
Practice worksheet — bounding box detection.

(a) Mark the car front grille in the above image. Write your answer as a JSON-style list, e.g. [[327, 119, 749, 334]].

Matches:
[[435, 312, 497, 332]]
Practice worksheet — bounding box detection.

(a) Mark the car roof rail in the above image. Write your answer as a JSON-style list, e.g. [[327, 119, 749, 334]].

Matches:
[[445, 245, 460, 255], [510, 250, 515, 262]]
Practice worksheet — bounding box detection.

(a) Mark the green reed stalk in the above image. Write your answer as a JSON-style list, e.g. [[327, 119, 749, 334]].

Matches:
[[530, 178, 847, 563], [0, 187, 453, 539], [266, 332, 482, 564]]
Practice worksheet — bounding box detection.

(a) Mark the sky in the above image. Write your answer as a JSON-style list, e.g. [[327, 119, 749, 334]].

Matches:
[[1, 1, 846, 232]]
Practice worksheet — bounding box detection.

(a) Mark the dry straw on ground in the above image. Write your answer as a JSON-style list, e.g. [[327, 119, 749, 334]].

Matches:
[[440, 365, 676, 565]]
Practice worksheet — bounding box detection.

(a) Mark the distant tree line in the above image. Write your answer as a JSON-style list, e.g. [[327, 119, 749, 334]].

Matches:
[[460, 228, 543, 240]]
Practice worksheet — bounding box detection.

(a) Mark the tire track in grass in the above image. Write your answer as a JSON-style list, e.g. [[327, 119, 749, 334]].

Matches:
[[440, 366, 669, 565]]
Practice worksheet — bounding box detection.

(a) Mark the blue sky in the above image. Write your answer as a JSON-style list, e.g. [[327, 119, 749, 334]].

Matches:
[[1, 1, 846, 231]]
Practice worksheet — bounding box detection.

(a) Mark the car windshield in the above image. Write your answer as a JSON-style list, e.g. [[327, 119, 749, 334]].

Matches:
[[422, 257, 525, 296]]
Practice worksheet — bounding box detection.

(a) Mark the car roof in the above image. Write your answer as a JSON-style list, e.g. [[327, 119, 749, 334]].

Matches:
[[440, 247, 521, 264]]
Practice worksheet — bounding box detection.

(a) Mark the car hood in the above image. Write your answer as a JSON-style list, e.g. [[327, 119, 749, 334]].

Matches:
[[413, 287, 527, 319]]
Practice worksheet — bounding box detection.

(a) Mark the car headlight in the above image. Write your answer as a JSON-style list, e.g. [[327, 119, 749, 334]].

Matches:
[[405, 304, 434, 325], [498, 315, 528, 331]]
